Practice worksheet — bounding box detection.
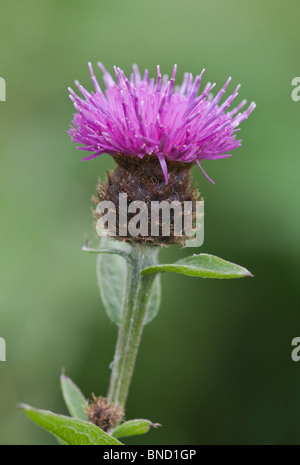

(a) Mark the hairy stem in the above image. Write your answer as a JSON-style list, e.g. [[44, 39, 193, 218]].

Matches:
[[107, 243, 159, 409]]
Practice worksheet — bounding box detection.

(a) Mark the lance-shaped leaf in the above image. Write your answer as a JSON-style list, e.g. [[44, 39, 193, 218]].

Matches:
[[60, 374, 88, 421], [144, 273, 161, 324], [19, 404, 122, 445], [112, 419, 160, 439], [141, 253, 253, 279], [96, 237, 130, 325]]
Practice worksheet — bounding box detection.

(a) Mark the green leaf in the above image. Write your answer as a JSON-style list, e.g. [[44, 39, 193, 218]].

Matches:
[[97, 236, 161, 325], [60, 374, 88, 421], [112, 419, 160, 439], [96, 237, 131, 325], [82, 243, 130, 261], [141, 253, 253, 279], [144, 273, 161, 324], [55, 435, 68, 445], [19, 404, 122, 445]]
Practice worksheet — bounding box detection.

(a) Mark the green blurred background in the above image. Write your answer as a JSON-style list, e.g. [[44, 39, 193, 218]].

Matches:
[[0, 0, 300, 445]]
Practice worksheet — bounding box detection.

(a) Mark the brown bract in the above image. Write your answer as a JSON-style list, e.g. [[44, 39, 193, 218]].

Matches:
[[92, 155, 200, 246], [86, 394, 124, 432]]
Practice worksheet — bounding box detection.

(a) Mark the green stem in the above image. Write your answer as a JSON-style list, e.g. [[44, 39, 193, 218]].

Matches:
[[107, 243, 159, 409]]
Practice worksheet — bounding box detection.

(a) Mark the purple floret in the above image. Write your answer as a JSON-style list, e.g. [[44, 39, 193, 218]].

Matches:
[[69, 63, 255, 184]]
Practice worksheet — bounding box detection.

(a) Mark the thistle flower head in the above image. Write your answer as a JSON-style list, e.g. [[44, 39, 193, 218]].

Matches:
[[69, 63, 255, 184]]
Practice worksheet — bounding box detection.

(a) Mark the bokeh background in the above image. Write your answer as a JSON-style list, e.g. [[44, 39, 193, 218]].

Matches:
[[1, 0, 300, 445]]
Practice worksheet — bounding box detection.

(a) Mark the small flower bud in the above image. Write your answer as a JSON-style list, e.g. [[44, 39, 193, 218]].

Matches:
[[86, 394, 124, 432]]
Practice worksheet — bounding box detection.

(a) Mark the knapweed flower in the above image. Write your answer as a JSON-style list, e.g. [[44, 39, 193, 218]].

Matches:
[[69, 63, 255, 184], [69, 64, 255, 245]]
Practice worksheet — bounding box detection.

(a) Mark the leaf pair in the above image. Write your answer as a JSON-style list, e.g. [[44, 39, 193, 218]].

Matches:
[[86, 237, 253, 328], [19, 374, 158, 445], [96, 237, 161, 326]]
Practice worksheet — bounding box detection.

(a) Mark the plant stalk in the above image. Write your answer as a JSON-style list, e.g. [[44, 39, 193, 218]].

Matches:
[[107, 243, 159, 409]]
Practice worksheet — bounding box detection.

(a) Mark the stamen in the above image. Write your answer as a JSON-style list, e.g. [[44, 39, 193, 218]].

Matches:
[[158, 154, 169, 184], [196, 160, 215, 184]]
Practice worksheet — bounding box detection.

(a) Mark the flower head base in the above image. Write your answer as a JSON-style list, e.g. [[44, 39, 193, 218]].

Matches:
[[86, 394, 124, 432], [69, 63, 255, 184]]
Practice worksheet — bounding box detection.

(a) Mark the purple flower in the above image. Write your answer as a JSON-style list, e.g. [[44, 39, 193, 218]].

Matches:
[[69, 63, 255, 184]]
